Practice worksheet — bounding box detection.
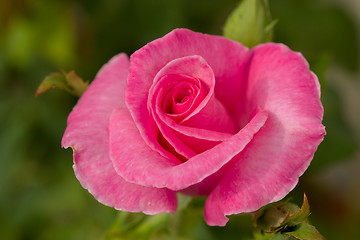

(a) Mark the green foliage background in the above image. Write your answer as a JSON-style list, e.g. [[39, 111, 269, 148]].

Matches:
[[0, 0, 359, 239]]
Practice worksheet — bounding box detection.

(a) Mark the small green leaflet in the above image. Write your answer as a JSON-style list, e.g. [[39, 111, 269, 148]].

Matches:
[[36, 70, 88, 97]]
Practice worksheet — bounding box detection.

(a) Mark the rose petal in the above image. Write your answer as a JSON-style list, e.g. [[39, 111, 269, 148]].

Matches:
[[157, 108, 233, 155], [152, 55, 214, 123], [204, 43, 325, 226], [126, 28, 249, 160], [148, 55, 234, 159], [151, 74, 200, 159], [109, 108, 268, 191], [62, 53, 177, 214]]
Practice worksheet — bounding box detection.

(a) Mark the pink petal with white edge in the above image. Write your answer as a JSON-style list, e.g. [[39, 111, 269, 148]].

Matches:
[[126, 28, 249, 160], [204, 43, 325, 226], [109, 108, 268, 191], [62, 53, 177, 214]]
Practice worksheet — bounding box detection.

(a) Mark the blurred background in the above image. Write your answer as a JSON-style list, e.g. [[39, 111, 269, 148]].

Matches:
[[0, 0, 359, 239]]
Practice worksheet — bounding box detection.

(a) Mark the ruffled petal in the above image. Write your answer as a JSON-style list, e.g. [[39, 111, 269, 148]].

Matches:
[[148, 55, 234, 159], [109, 108, 268, 191], [62, 53, 177, 214], [149, 56, 213, 159], [204, 43, 325, 226], [126, 28, 249, 161]]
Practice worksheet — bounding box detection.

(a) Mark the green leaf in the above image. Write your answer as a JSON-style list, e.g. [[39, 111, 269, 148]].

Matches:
[[253, 231, 292, 240], [285, 223, 325, 240], [105, 212, 171, 240], [223, 0, 277, 48], [36, 70, 88, 97], [63, 70, 89, 97]]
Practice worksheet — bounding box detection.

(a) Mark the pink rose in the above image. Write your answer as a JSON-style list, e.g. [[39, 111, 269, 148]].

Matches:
[[62, 29, 325, 226]]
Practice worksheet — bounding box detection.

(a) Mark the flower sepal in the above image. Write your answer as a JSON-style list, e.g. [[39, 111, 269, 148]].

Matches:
[[252, 194, 325, 240]]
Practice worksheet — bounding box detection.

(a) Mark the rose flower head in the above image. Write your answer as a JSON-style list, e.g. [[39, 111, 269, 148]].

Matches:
[[62, 29, 325, 226]]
